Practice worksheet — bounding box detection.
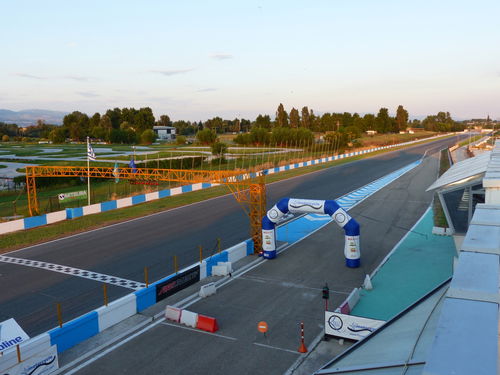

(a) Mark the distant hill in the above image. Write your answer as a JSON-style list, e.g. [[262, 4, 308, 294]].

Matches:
[[0, 109, 67, 126]]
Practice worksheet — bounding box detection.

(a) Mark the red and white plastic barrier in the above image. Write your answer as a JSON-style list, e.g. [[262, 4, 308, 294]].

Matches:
[[165, 305, 218, 333]]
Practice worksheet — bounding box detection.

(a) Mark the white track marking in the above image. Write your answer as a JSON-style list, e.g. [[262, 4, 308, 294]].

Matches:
[[253, 342, 300, 355], [160, 321, 237, 341]]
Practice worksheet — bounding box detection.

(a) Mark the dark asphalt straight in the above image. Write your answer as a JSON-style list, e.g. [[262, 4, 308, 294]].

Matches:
[[72, 143, 444, 375], [0, 136, 463, 336]]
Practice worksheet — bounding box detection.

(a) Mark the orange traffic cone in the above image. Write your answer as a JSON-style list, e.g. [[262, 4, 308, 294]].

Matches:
[[298, 322, 308, 353]]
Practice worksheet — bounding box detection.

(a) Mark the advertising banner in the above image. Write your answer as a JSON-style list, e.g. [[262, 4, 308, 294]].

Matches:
[[2, 345, 58, 375], [325, 312, 384, 341], [0, 318, 30, 352], [58, 191, 87, 202], [288, 199, 325, 214], [156, 266, 200, 302]]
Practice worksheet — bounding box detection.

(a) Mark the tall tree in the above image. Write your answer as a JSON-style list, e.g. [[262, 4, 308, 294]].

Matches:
[[157, 114, 171, 127], [301, 106, 311, 128], [275, 103, 288, 127], [255, 114, 271, 129], [396, 105, 409, 132], [375, 108, 392, 133], [289, 107, 300, 128]]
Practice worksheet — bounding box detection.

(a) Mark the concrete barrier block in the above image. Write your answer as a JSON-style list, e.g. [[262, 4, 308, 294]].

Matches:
[[83, 203, 101, 215], [145, 192, 159, 201], [227, 243, 246, 263], [212, 262, 232, 276], [0, 218, 25, 235], [191, 183, 202, 191], [46, 210, 67, 224], [199, 283, 216, 298], [200, 261, 207, 280], [97, 294, 136, 331], [217, 261, 233, 273], [170, 187, 182, 196], [165, 306, 182, 322], [116, 197, 132, 208], [180, 310, 198, 328], [24, 214, 47, 229], [49, 311, 99, 353]]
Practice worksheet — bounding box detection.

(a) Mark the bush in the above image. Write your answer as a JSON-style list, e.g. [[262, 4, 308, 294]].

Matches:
[[211, 141, 228, 158], [250, 127, 270, 145], [233, 133, 252, 145], [270, 127, 314, 146], [140, 129, 157, 145], [196, 129, 217, 144], [175, 135, 187, 145], [2, 134, 9, 142]]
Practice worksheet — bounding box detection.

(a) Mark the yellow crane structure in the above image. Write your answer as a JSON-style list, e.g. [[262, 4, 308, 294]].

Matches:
[[25, 165, 266, 253]]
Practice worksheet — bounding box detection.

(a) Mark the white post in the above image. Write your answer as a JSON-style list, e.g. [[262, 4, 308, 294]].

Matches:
[[87, 137, 91, 206]]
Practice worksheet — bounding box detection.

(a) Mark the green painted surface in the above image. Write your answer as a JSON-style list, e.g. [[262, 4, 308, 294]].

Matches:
[[351, 207, 456, 321]]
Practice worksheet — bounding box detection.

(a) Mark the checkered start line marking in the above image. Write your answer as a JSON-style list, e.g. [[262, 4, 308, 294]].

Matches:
[[0, 255, 145, 290]]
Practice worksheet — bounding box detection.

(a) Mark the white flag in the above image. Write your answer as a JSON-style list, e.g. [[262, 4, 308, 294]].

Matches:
[[87, 138, 96, 161]]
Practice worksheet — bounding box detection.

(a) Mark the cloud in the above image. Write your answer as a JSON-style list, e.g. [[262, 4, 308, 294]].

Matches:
[[67, 42, 78, 48], [76, 91, 99, 98], [14, 73, 46, 80], [151, 68, 195, 76], [63, 75, 91, 82], [210, 53, 233, 60], [196, 88, 217, 92]]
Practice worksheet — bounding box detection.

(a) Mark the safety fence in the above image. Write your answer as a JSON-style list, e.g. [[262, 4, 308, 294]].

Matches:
[[0, 134, 449, 236]]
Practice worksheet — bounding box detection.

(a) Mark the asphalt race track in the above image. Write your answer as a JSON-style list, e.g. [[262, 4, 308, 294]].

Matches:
[[0, 136, 464, 336], [69, 142, 448, 375]]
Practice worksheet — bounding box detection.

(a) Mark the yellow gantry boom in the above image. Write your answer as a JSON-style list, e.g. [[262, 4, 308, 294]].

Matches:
[[25, 165, 266, 253]]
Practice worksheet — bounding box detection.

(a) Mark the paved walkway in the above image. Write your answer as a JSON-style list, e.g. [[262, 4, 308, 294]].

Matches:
[[350, 206, 456, 321]]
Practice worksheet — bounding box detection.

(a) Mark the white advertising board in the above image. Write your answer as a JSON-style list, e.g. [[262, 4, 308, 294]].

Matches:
[[0, 318, 30, 352], [2, 345, 59, 375], [325, 312, 384, 341]]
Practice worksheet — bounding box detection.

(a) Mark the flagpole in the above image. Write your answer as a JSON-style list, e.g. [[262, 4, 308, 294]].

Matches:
[[87, 137, 91, 206]]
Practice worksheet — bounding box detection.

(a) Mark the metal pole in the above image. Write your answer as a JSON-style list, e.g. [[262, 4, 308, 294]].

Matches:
[[103, 284, 108, 306], [144, 266, 149, 288], [56, 303, 63, 328], [16, 344, 21, 363], [87, 138, 91, 206]]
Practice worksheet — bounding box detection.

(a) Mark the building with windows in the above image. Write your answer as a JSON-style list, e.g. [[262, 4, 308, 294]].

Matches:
[[153, 126, 176, 141]]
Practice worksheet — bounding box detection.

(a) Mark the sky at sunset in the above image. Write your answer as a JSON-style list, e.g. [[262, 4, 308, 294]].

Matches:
[[1, 0, 499, 121]]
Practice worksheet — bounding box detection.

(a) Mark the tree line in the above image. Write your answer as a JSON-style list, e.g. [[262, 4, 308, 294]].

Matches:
[[0, 104, 465, 144]]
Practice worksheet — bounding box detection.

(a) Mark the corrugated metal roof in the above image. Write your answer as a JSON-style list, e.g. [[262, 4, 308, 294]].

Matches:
[[426, 151, 491, 192]]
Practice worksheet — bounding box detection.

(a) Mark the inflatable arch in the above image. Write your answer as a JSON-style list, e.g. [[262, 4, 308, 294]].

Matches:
[[261, 198, 361, 268]]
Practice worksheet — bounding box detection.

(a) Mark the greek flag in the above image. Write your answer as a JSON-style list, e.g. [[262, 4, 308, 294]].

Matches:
[[87, 138, 96, 161]]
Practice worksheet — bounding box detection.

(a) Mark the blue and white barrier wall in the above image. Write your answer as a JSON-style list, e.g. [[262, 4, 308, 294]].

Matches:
[[262, 198, 361, 267]]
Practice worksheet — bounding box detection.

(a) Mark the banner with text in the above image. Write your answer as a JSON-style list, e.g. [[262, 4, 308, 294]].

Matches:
[[2, 345, 58, 375], [156, 266, 200, 302], [0, 318, 30, 352], [325, 312, 385, 341]]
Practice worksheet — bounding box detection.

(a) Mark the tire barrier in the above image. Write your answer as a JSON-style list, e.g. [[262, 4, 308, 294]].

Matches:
[[262, 198, 361, 267]]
